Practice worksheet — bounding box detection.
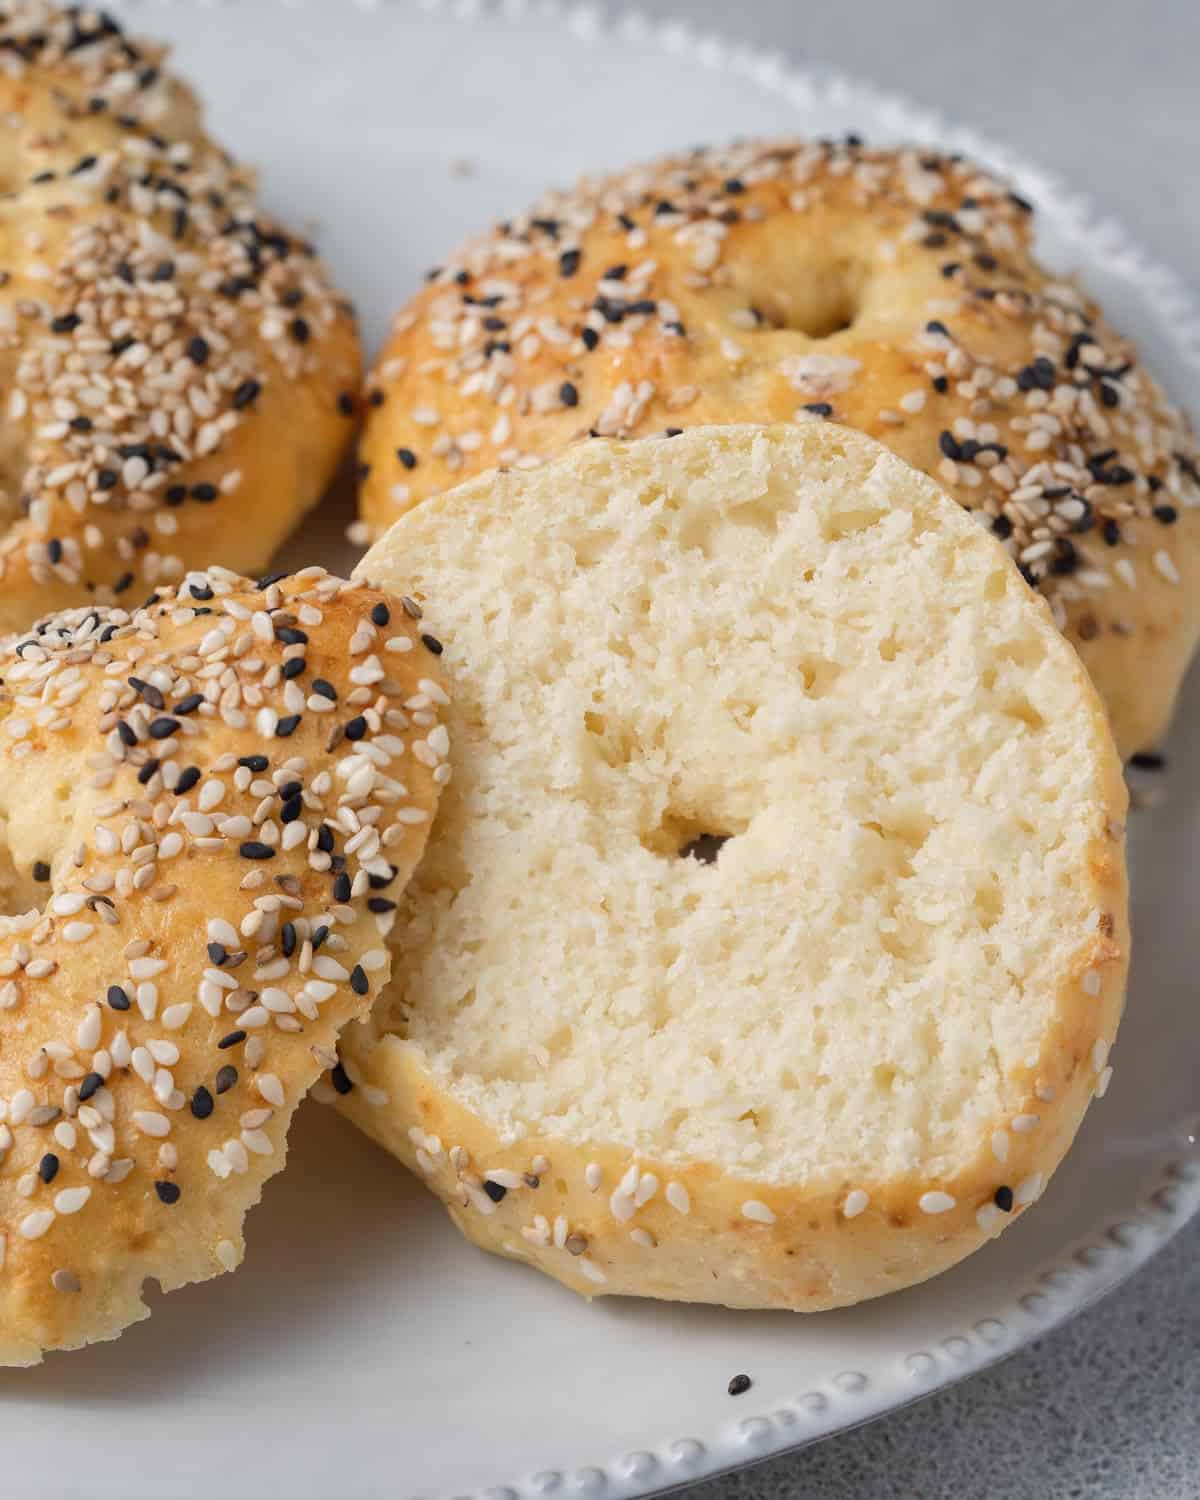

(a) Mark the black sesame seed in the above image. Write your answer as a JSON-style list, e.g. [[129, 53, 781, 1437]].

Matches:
[[97, 468, 120, 491], [208, 943, 228, 965], [281, 656, 306, 680], [396, 448, 417, 470], [1102, 518, 1122, 546], [680, 834, 729, 865], [330, 1062, 353, 1095], [116, 719, 138, 747], [559, 248, 581, 277], [311, 678, 337, 701], [368, 866, 398, 889], [289, 316, 311, 344], [337, 392, 355, 416], [1129, 751, 1166, 771], [333, 872, 352, 903], [938, 431, 961, 460], [217, 1030, 247, 1050], [32, 861, 51, 883], [174, 766, 201, 795], [215, 1064, 238, 1094], [190, 482, 218, 503], [316, 824, 335, 853], [46, 538, 63, 564], [581, 327, 599, 351], [728, 1374, 752, 1396], [1153, 504, 1179, 525], [238, 754, 269, 771], [1050, 539, 1078, 576], [275, 626, 308, 646], [275, 714, 301, 738], [559, 381, 579, 408], [803, 402, 833, 417], [38, 1154, 60, 1184], [107, 985, 131, 1011], [78, 1071, 104, 1102], [78, 1072, 103, 1103], [343, 715, 367, 741], [993, 1185, 1014, 1212], [350, 965, 369, 996], [174, 692, 203, 715], [165, 483, 187, 505], [190, 1085, 214, 1119], [367, 897, 397, 913], [932, 375, 949, 394], [50, 312, 82, 334], [186, 335, 210, 365], [311, 925, 329, 950], [232, 378, 262, 410], [148, 717, 180, 740], [482, 1180, 507, 1203], [420, 633, 444, 656], [137, 759, 159, 786], [280, 795, 303, 824], [280, 922, 297, 958], [991, 514, 1014, 540], [239, 841, 275, 860], [155, 1181, 181, 1205]]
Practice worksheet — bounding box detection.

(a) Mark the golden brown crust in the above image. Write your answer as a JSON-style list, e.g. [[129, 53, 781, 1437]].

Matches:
[[0, 4, 361, 637], [359, 136, 1200, 757], [0, 565, 448, 1362]]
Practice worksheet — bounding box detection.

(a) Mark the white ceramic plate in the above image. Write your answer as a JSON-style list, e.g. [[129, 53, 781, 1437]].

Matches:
[[3, 4, 1199, 1498]]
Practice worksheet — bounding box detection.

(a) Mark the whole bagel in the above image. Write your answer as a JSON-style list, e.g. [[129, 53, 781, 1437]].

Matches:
[[359, 137, 1200, 757], [0, 564, 448, 1363], [0, 4, 361, 634]]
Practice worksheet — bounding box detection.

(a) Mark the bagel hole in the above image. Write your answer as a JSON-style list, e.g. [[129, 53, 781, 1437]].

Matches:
[[0, 820, 54, 918], [640, 808, 746, 865], [753, 265, 861, 339]]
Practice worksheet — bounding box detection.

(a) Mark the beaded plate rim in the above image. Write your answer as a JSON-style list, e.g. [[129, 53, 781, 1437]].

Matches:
[[107, 1, 1200, 1496]]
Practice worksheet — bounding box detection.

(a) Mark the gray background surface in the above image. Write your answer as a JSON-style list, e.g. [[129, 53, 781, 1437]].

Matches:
[[608, 3, 1199, 1497]]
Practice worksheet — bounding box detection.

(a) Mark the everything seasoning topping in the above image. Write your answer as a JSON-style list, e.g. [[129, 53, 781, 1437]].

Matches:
[[363, 136, 1199, 642], [0, 2, 354, 613], [0, 564, 447, 1314]]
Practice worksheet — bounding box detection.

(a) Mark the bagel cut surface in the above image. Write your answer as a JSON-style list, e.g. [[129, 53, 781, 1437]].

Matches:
[[342, 424, 1128, 1311], [359, 136, 1200, 758], [0, 565, 447, 1363]]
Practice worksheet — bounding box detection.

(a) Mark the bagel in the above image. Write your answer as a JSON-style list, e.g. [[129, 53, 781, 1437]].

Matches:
[[0, 563, 448, 1364], [341, 424, 1128, 1312], [358, 136, 1200, 758], [0, 3, 361, 635]]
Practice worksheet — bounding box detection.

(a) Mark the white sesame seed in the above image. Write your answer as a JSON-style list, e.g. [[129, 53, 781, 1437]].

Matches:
[[19, 1210, 55, 1240], [741, 1199, 776, 1225], [54, 1186, 91, 1216]]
